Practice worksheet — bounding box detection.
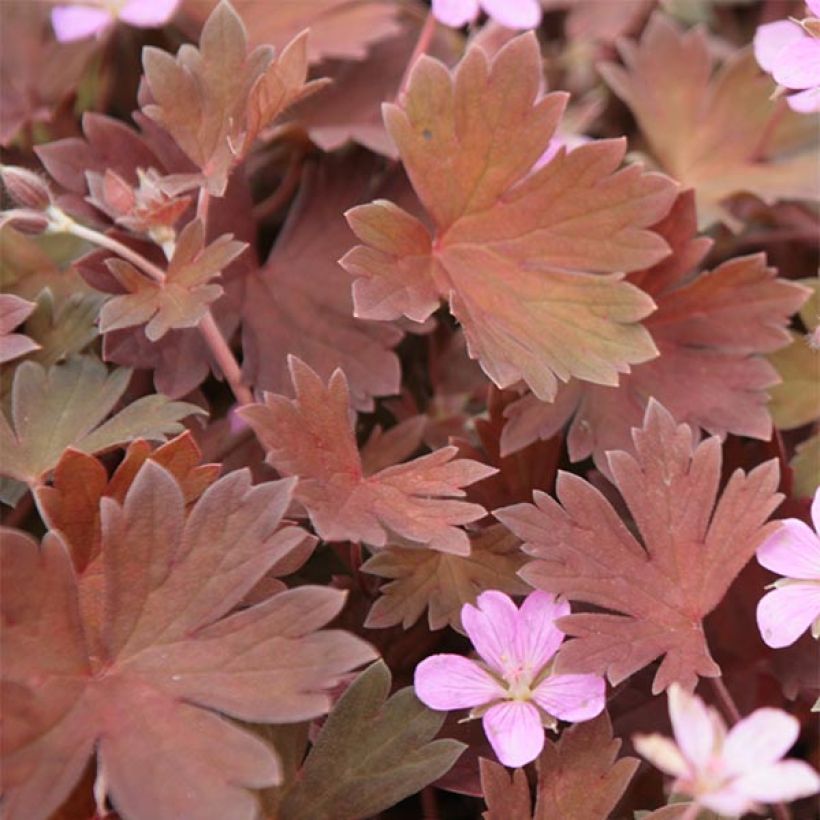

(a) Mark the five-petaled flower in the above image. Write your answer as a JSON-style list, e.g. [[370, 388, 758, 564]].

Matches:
[[432, 0, 542, 30], [413, 590, 605, 768], [756, 488, 820, 648], [634, 684, 820, 816], [754, 0, 820, 113], [51, 0, 180, 43]]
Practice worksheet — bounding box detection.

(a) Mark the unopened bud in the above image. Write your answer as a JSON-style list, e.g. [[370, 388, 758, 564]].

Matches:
[[0, 208, 50, 234], [0, 165, 52, 211]]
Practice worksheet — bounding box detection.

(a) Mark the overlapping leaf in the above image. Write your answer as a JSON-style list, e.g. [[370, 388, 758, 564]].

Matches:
[[240, 357, 496, 554], [1, 461, 375, 820], [600, 13, 820, 228], [363, 524, 531, 632], [99, 218, 246, 340], [0, 356, 202, 487], [276, 661, 466, 820], [481, 759, 532, 820], [497, 400, 783, 692], [501, 192, 809, 471], [342, 33, 677, 401], [142, 1, 324, 195], [240, 156, 402, 410], [0, 293, 38, 363]]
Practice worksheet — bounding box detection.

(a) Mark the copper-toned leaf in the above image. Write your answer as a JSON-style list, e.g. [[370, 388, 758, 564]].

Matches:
[[342, 34, 677, 401], [142, 2, 322, 195], [497, 400, 782, 693], [277, 661, 466, 820], [0, 356, 203, 487], [533, 713, 639, 820], [600, 13, 820, 229], [240, 356, 496, 554], [501, 192, 809, 472], [240, 156, 402, 411], [363, 524, 531, 632], [480, 758, 532, 820], [1, 463, 376, 820], [0, 293, 39, 363], [99, 219, 246, 341]]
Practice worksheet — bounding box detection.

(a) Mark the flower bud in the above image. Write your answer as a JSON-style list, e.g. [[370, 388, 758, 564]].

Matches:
[[0, 165, 52, 211]]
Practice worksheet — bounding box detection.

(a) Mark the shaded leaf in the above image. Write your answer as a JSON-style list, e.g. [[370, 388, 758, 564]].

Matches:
[[99, 219, 246, 341], [480, 758, 532, 820], [600, 13, 820, 228], [792, 433, 820, 499], [277, 661, 466, 820], [1, 462, 375, 820], [363, 524, 531, 632], [501, 191, 808, 472], [497, 400, 782, 692], [0, 356, 203, 487], [240, 357, 496, 554], [533, 712, 639, 820], [0, 293, 39, 363]]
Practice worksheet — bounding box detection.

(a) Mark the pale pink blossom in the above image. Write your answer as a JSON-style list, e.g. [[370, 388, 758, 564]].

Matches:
[[756, 489, 820, 648], [635, 684, 820, 817], [754, 1, 820, 113], [414, 590, 605, 767], [432, 0, 542, 30], [51, 0, 180, 43]]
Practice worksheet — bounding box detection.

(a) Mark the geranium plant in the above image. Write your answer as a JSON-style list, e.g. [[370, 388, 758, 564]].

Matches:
[[1, 1, 818, 819]]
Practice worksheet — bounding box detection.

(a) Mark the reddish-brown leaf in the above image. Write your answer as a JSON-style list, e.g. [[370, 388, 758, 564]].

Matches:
[[480, 758, 532, 820], [99, 218, 246, 341], [240, 156, 402, 411], [501, 192, 809, 472], [240, 356, 496, 554], [533, 713, 639, 820], [342, 34, 677, 401], [1, 462, 376, 820], [599, 13, 820, 229], [497, 400, 782, 693], [142, 2, 322, 195]]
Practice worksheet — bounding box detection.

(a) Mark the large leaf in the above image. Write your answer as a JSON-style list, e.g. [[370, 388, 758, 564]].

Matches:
[[600, 13, 820, 228], [363, 524, 531, 632], [501, 191, 809, 472], [240, 155, 402, 410], [277, 661, 466, 820], [240, 356, 496, 554], [342, 33, 677, 401], [497, 400, 782, 692], [1, 462, 375, 820], [0, 356, 202, 486]]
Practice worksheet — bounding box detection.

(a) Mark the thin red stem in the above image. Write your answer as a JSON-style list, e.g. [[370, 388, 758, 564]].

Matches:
[[67, 221, 166, 283]]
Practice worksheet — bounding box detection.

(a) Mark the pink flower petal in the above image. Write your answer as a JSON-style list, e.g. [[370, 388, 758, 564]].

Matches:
[[51, 5, 113, 42], [480, 0, 543, 29], [414, 654, 505, 710], [812, 488, 820, 532], [772, 38, 820, 89], [668, 684, 721, 769], [633, 734, 689, 778], [119, 0, 179, 27], [432, 0, 479, 27], [482, 700, 545, 767], [757, 519, 820, 580], [756, 583, 820, 648], [461, 590, 521, 675], [787, 86, 820, 114], [807, 0, 820, 18], [515, 591, 569, 674], [531, 673, 605, 722], [733, 760, 820, 804], [723, 708, 799, 775], [697, 785, 755, 817], [754, 20, 805, 73]]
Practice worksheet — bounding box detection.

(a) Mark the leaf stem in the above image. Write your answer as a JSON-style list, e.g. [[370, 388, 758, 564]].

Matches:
[[398, 10, 437, 98]]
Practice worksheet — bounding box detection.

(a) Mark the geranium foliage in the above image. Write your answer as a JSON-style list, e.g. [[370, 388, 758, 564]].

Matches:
[[1, 1, 818, 818]]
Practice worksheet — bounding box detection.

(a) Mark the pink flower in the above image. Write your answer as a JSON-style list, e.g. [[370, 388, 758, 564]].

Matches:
[[756, 489, 820, 648], [635, 684, 820, 817], [413, 590, 605, 767], [754, 1, 820, 113], [51, 0, 180, 43], [432, 0, 542, 30]]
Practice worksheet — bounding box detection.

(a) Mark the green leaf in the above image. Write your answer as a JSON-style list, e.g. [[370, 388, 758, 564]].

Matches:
[[0, 355, 203, 486], [277, 660, 466, 820]]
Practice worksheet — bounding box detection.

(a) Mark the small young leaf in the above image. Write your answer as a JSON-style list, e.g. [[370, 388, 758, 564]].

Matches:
[[240, 356, 496, 554], [0, 293, 39, 363], [278, 661, 466, 820], [0, 356, 202, 487], [497, 400, 783, 692]]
